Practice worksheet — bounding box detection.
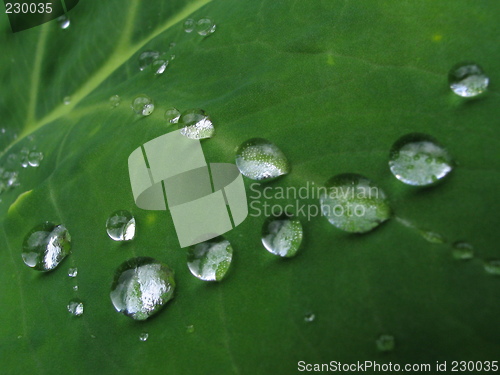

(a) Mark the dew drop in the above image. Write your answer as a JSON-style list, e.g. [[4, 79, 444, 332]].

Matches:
[[376, 334, 395, 352], [138, 50, 160, 71], [106, 210, 136, 241], [183, 18, 195, 33], [389, 133, 453, 186], [63, 96, 71, 105], [131, 95, 154, 116], [178, 109, 215, 139], [262, 214, 303, 257], [449, 63, 489, 97], [67, 298, 84, 316], [195, 18, 216, 36], [57, 15, 70, 29], [452, 241, 474, 260], [28, 151, 43, 167], [164, 108, 181, 124], [304, 312, 315, 323], [110, 257, 175, 320], [419, 230, 445, 244], [186, 325, 195, 334], [484, 260, 500, 276], [109, 95, 121, 108], [73, 285, 79, 291], [320, 173, 391, 233], [68, 267, 78, 277], [235, 138, 290, 181], [22, 222, 71, 271], [139, 332, 149, 342], [187, 237, 233, 281], [151, 54, 169, 75]]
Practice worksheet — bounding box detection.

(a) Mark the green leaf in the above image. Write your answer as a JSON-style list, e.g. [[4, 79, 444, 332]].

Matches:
[[1, 0, 499, 373]]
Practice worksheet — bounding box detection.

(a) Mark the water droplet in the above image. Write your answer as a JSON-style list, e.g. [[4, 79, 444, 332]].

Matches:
[[235, 138, 290, 181], [73, 285, 79, 291], [68, 267, 78, 277], [28, 151, 43, 167], [389, 133, 453, 186], [195, 18, 216, 36], [22, 222, 71, 271], [419, 230, 445, 244], [183, 19, 195, 33], [67, 298, 84, 316], [178, 109, 215, 139], [109, 95, 121, 108], [449, 63, 489, 97], [186, 325, 195, 333], [151, 55, 169, 75], [320, 174, 391, 233], [452, 241, 474, 260], [187, 237, 233, 281], [304, 313, 315, 322], [110, 257, 175, 320], [57, 15, 70, 29], [164, 108, 180, 124], [376, 334, 395, 352], [138, 50, 160, 71], [63, 96, 71, 105], [139, 332, 149, 342], [484, 260, 500, 276], [262, 214, 303, 257], [131, 95, 154, 116], [106, 210, 136, 241]]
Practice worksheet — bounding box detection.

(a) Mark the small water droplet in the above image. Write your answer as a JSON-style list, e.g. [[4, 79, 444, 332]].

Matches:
[[73, 285, 79, 291], [304, 313, 315, 322], [419, 230, 445, 244], [57, 15, 70, 29], [262, 214, 303, 257], [452, 241, 474, 260], [17, 335, 22, 339], [110, 257, 175, 320], [109, 95, 121, 108], [131, 95, 154, 116], [178, 109, 215, 139], [68, 267, 78, 277], [186, 325, 195, 334], [138, 50, 160, 71], [28, 151, 43, 167], [183, 19, 195, 33], [22, 222, 71, 271], [67, 298, 84, 316], [169, 42, 176, 49], [151, 54, 169, 75], [63, 96, 71, 105], [320, 174, 392, 233], [389, 133, 453, 186], [139, 332, 149, 342], [106, 210, 136, 241], [484, 260, 500, 276], [164, 108, 181, 124], [195, 18, 216, 36], [187, 237, 233, 281], [235, 138, 290, 181], [376, 334, 395, 352], [449, 62, 489, 97]]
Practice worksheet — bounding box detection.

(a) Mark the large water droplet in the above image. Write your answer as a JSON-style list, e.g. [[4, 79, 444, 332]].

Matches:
[[178, 109, 215, 139], [183, 19, 195, 33], [67, 298, 84, 316], [389, 133, 453, 186], [57, 15, 70, 29], [109, 95, 121, 108], [320, 174, 391, 233], [138, 50, 160, 71], [376, 334, 395, 352], [139, 332, 149, 342], [449, 63, 489, 97], [110, 257, 175, 320], [484, 260, 500, 276], [235, 138, 290, 181], [106, 210, 136, 241], [195, 18, 216, 36], [68, 267, 78, 277], [262, 214, 303, 257], [452, 241, 474, 260], [22, 222, 71, 271], [187, 237, 233, 281], [131, 95, 154, 116], [164, 108, 181, 124]]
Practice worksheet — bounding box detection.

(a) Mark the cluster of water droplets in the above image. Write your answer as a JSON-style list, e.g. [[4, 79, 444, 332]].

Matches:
[[183, 17, 216, 36]]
